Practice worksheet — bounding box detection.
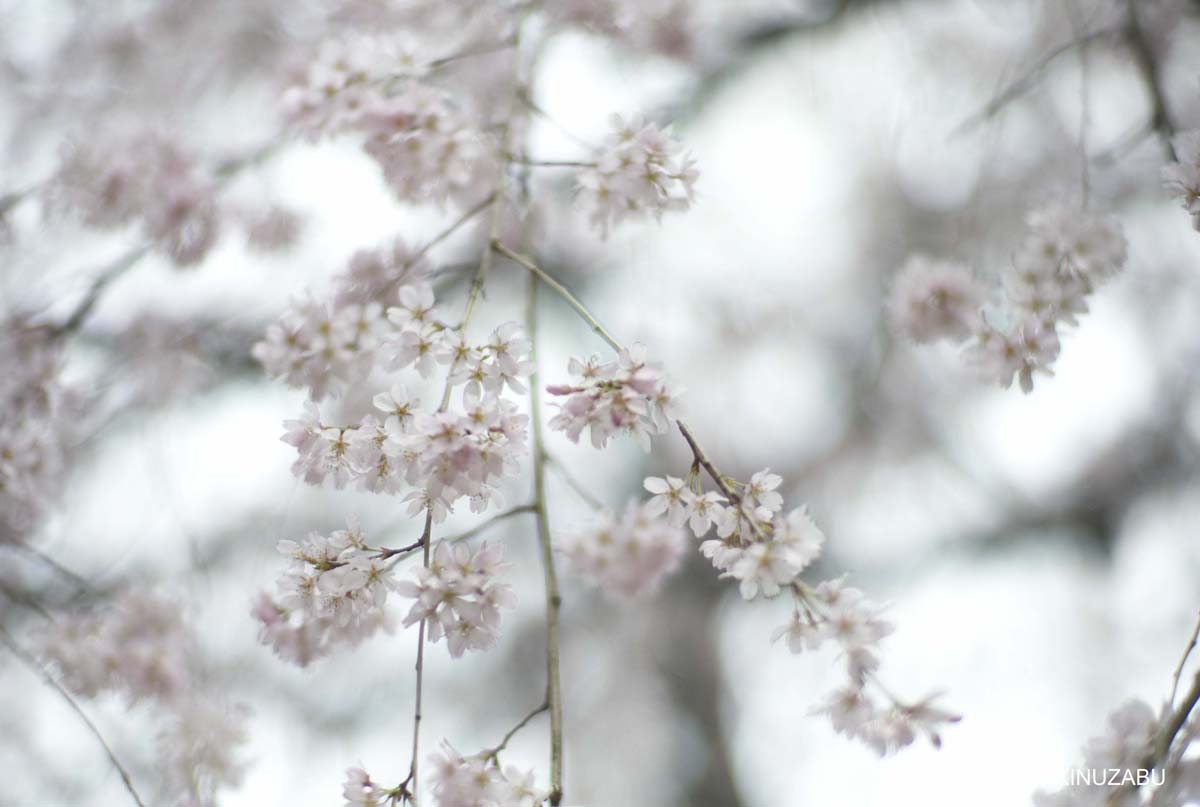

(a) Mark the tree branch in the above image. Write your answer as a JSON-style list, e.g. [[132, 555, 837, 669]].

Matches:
[[527, 269, 565, 805], [952, 26, 1118, 136], [1123, 0, 1177, 160], [0, 627, 147, 807]]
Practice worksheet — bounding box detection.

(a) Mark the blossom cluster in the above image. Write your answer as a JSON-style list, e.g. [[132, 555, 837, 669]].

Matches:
[[47, 131, 222, 266], [576, 115, 699, 236], [560, 499, 687, 598], [0, 325, 71, 535], [548, 0, 699, 60], [429, 742, 547, 807], [780, 579, 957, 754], [643, 469, 823, 600], [397, 540, 516, 658], [282, 375, 529, 519], [282, 35, 493, 206], [1163, 129, 1200, 231], [546, 346, 682, 451], [253, 521, 398, 667], [38, 592, 248, 805], [890, 204, 1128, 393], [252, 237, 433, 400], [641, 465, 957, 753]]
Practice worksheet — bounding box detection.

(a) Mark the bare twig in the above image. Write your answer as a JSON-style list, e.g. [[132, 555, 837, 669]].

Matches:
[[495, 241, 761, 533], [951, 27, 1116, 137], [52, 246, 150, 338], [411, 193, 497, 268], [1169, 612, 1200, 710], [377, 537, 429, 561], [1066, 0, 1092, 205], [484, 700, 550, 762], [544, 453, 605, 511], [7, 542, 94, 593], [491, 241, 623, 352], [0, 627, 147, 807], [1123, 0, 1176, 160], [527, 270, 565, 805], [50, 139, 284, 339], [400, 510, 434, 806], [427, 38, 517, 70]]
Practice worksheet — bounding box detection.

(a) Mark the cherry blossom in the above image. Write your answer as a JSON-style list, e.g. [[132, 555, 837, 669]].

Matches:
[[47, 130, 222, 266], [397, 541, 516, 658], [561, 500, 687, 598], [576, 115, 698, 236], [254, 521, 398, 666], [429, 741, 547, 807], [547, 346, 681, 451], [1163, 130, 1200, 231], [887, 255, 984, 343]]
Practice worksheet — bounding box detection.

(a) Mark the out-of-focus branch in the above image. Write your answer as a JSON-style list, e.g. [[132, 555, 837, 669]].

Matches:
[[544, 452, 605, 511], [1123, 0, 1177, 160], [0, 626, 147, 807], [51, 246, 150, 338], [952, 26, 1119, 136]]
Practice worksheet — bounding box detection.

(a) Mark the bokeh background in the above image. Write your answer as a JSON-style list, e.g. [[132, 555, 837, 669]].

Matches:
[[3, 0, 1200, 805]]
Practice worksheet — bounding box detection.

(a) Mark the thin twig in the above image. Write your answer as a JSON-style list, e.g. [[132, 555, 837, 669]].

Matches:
[[492, 241, 623, 351], [484, 700, 550, 762], [495, 241, 760, 535], [51, 139, 283, 339], [400, 510, 434, 806], [1152, 670, 1200, 772], [447, 504, 538, 545], [427, 38, 517, 70], [8, 542, 94, 592], [377, 537, 428, 561], [0, 627, 147, 807], [1109, 617, 1200, 806], [951, 26, 1116, 137], [527, 269, 564, 805], [411, 193, 497, 267], [506, 156, 595, 169], [52, 246, 150, 338], [515, 88, 595, 151], [380, 505, 536, 566], [544, 453, 605, 511], [1123, 0, 1176, 160], [1169, 611, 1200, 710], [1066, 0, 1091, 206], [482, 701, 549, 763]]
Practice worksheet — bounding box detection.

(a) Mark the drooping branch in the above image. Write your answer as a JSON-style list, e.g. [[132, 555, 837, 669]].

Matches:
[[399, 510, 434, 806], [0, 627, 148, 807], [526, 269, 565, 805], [484, 699, 550, 763], [494, 241, 762, 528], [952, 26, 1118, 136], [1124, 0, 1177, 161]]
